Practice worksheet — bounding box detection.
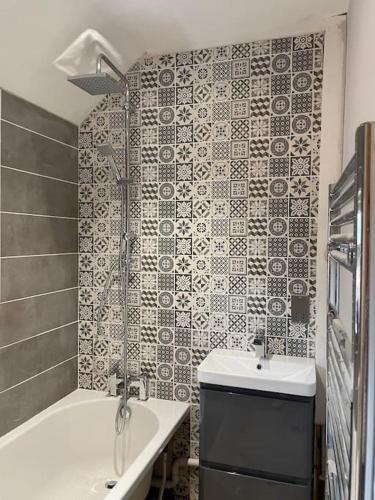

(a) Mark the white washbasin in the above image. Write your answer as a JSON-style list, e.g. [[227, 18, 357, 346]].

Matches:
[[197, 349, 316, 397]]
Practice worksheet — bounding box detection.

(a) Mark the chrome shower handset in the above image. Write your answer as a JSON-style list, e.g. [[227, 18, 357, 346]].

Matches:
[[95, 142, 124, 183]]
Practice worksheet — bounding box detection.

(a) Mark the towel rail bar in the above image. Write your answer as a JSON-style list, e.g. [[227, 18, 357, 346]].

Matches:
[[330, 155, 356, 198], [329, 233, 354, 245], [330, 210, 356, 228], [326, 122, 375, 500], [330, 183, 356, 212]]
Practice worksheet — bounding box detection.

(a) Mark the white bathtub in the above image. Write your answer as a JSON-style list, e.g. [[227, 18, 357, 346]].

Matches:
[[0, 389, 189, 500]]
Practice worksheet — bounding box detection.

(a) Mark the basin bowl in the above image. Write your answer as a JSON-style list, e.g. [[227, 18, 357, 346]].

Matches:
[[198, 349, 316, 397]]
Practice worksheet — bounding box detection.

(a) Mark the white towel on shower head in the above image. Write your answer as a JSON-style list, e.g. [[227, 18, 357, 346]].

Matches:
[[53, 28, 124, 76]]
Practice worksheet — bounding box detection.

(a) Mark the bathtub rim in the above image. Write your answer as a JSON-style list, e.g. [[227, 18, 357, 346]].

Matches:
[[0, 389, 190, 500]]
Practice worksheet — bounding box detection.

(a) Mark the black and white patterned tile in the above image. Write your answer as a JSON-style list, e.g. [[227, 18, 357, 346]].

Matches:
[[78, 32, 324, 498]]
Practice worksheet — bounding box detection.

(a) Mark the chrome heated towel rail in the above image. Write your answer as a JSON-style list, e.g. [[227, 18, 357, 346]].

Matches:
[[326, 123, 375, 500]]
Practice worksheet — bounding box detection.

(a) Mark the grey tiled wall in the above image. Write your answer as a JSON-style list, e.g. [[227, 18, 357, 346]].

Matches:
[[0, 91, 79, 436], [78, 32, 324, 498]]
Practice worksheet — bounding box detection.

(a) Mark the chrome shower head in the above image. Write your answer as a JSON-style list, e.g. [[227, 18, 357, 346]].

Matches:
[[96, 142, 116, 158], [96, 142, 123, 183], [67, 53, 127, 96], [68, 72, 124, 95]]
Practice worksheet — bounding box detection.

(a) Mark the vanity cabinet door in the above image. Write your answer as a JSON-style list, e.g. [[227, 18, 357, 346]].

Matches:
[[200, 466, 312, 500], [200, 385, 314, 480]]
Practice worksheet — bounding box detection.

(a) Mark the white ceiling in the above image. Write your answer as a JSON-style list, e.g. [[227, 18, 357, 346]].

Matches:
[[0, 0, 348, 125]]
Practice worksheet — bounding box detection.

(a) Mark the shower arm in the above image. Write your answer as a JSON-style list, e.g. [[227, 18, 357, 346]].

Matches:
[[96, 53, 129, 95]]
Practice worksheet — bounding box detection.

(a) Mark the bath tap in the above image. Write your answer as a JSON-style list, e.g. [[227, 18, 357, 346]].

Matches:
[[108, 372, 124, 397], [253, 338, 266, 360], [127, 373, 149, 401]]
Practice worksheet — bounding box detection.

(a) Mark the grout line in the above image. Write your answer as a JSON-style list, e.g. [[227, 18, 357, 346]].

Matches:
[[0, 286, 78, 304], [1, 211, 78, 220], [1, 118, 78, 150], [1, 253, 78, 260], [0, 321, 78, 350], [1, 164, 78, 186], [0, 355, 78, 395]]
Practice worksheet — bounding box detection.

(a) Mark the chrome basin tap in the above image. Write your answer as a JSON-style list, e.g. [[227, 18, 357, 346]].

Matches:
[[127, 373, 149, 401], [253, 338, 266, 360]]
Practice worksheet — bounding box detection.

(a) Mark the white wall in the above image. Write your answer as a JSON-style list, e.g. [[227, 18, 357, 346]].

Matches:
[[343, 0, 375, 163], [0, 0, 348, 125], [315, 16, 347, 423]]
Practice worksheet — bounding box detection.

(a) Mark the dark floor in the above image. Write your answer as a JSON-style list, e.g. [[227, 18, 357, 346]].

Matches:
[[146, 487, 174, 500]]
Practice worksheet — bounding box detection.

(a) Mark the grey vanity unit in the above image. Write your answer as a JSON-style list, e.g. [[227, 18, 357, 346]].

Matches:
[[197, 349, 316, 500]]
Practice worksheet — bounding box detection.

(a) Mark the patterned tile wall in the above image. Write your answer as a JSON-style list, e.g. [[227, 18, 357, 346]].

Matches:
[[78, 32, 324, 498]]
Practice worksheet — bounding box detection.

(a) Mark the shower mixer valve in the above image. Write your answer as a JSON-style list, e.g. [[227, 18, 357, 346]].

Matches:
[[107, 373, 150, 401]]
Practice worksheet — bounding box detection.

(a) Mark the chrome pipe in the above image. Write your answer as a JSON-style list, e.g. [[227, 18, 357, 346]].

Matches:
[[96, 53, 125, 83], [119, 83, 131, 421], [350, 122, 375, 500]]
